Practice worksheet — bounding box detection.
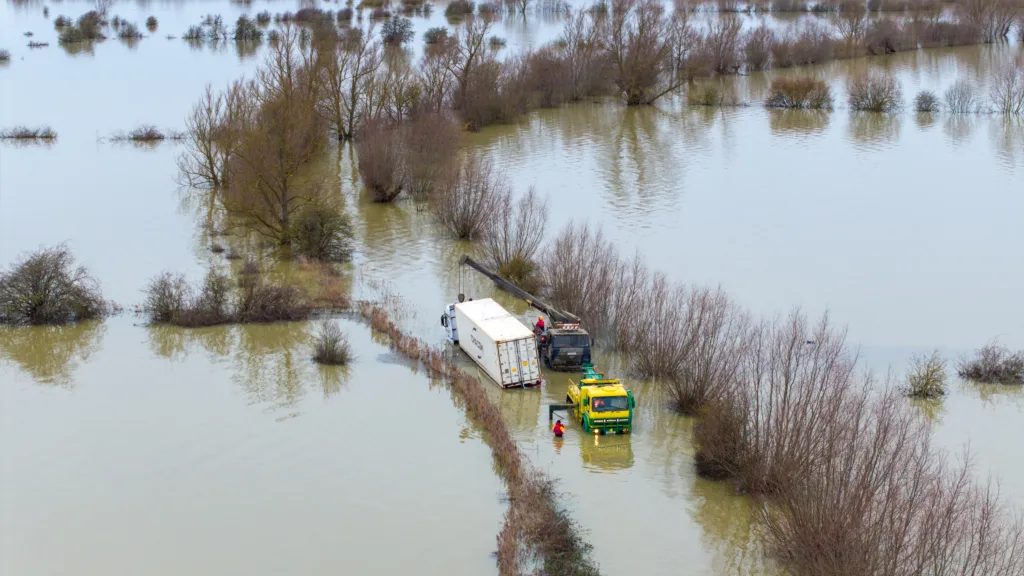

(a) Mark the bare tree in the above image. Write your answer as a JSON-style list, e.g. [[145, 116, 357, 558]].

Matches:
[[944, 78, 981, 113], [177, 83, 244, 190], [431, 154, 509, 238], [990, 59, 1024, 115], [831, 1, 868, 49], [483, 187, 549, 286], [221, 26, 328, 244], [957, 0, 1020, 42], [445, 17, 495, 110], [560, 9, 606, 101], [602, 0, 689, 105]]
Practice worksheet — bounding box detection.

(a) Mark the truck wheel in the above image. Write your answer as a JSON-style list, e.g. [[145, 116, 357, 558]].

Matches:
[[582, 415, 590, 433]]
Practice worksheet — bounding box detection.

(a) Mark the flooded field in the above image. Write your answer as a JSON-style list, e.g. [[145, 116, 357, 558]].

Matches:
[[3, 0, 1024, 574]]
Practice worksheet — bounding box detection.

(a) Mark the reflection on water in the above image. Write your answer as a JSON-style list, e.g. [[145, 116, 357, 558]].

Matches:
[[579, 433, 635, 471], [768, 109, 831, 135], [943, 114, 977, 146], [0, 321, 106, 386], [0, 317, 502, 576], [848, 112, 902, 147]]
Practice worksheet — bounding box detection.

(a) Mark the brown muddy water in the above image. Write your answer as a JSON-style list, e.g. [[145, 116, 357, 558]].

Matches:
[[3, 0, 1024, 574]]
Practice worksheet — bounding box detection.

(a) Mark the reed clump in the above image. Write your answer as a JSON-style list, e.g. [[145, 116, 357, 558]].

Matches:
[[0, 126, 58, 140], [764, 77, 833, 109], [958, 343, 1024, 384], [110, 125, 168, 142], [0, 49, 10, 62], [312, 320, 353, 365], [0, 244, 107, 325]]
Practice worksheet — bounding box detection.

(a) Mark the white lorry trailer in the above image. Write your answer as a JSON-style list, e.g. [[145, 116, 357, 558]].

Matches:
[[441, 298, 543, 389]]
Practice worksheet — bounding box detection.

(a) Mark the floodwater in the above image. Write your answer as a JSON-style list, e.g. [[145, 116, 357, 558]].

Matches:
[[3, 0, 1024, 574], [1, 317, 503, 575]]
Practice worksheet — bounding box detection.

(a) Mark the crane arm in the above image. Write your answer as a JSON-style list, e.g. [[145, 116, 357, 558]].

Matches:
[[459, 255, 581, 325]]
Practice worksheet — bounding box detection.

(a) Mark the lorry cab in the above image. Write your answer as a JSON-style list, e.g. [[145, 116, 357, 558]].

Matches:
[[566, 364, 635, 435], [540, 323, 592, 371], [441, 304, 459, 343]]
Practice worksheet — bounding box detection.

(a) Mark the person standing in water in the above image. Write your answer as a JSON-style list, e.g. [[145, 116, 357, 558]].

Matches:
[[552, 419, 565, 437]]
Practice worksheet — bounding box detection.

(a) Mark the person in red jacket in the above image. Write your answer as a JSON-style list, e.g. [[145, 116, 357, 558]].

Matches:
[[535, 315, 545, 332], [552, 419, 565, 437]]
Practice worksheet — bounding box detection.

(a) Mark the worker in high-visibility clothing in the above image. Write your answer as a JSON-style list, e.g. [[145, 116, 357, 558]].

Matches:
[[535, 315, 545, 332], [552, 419, 565, 438]]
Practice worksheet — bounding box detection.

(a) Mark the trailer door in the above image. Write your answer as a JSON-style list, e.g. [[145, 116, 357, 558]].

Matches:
[[497, 341, 517, 386], [517, 337, 541, 383]]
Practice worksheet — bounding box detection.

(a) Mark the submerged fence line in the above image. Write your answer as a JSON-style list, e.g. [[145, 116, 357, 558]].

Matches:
[[356, 301, 598, 576]]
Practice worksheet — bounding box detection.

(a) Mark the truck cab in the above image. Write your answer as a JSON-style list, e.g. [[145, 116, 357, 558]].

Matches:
[[538, 323, 592, 371], [566, 364, 635, 435]]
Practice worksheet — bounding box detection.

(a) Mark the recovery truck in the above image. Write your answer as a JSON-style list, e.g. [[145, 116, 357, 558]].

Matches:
[[563, 363, 636, 435], [457, 255, 593, 372]]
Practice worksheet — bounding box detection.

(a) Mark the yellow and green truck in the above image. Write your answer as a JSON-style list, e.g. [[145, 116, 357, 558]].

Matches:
[[566, 363, 635, 435]]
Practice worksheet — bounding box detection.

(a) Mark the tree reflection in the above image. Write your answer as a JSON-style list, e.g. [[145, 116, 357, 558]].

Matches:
[[769, 110, 830, 135], [146, 324, 234, 362], [0, 321, 106, 387], [232, 322, 310, 410], [848, 112, 901, 146]]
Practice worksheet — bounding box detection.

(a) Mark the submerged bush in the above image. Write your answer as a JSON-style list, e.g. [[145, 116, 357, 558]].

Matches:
[[944, 79, 980, 113], [903, 350, 947, 398], [291, 203, 354, 262], [380, 15, 414, 44], [54, 15, 72, 28], [0, 49, 10, 62], [847, 72, 902, 112], [256, 11, 272, 25], [143, 269, 312, 327], [146, 16, 158, 31], [0, 126, 57, 139], [958, 343, 1024, 384], [765, 77, 833, 109], [424, 26, 449, 44], [445, 0, 475, 17], [312, 320, 352, 365], [118, 22, 143, 40], [0, 244, 106, 325], [914, 90, 940, 112], [59, 11, 106, 43], [233, 15, 263, 41]]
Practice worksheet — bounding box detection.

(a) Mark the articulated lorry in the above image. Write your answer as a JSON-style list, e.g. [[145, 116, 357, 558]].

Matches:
[[441, 298, 543, 389]]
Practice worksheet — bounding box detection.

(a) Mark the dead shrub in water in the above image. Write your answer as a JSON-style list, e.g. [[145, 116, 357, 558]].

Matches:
[[0, 49, 9, 62], [914, 90, 940, 112], [957, 0, 1019, 42], [903, 350, 947, 398], [944, 79, 982, 113], [765, 77, 833, 109], [864, 19, 913, 55], [0, 126, 57, 140], [957, 342, 1024, 384], [146, 16, 158, 31], [847, 71, 902, 112], [312, 320, 352, 365], [483, 187, 549, 290], [118, 22, 142, 40], [403, 113, 460, 198], [694, 396, 746, 480], [59, 11, 106, 43], [431, 155, 509, 239], [0, 244, 107, 325]]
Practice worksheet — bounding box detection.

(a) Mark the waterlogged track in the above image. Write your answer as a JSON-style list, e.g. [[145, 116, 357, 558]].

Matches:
[[0, 316, 502, 576]]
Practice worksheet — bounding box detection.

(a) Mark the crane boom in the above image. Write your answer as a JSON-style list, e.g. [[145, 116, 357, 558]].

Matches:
[[458, 255, 581, 325]]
